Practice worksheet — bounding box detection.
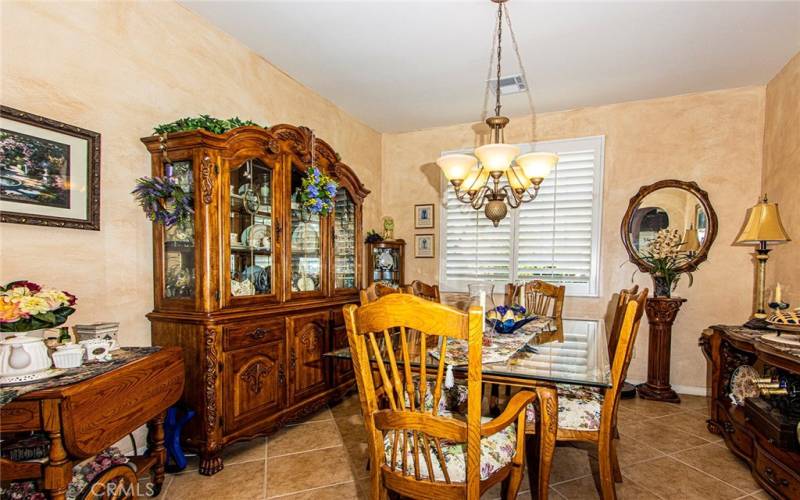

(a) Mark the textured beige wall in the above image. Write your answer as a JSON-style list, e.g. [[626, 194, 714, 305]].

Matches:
[[763, 52, 800, 304], [382, 87, 766, 391], [0, 2, 383, 346]]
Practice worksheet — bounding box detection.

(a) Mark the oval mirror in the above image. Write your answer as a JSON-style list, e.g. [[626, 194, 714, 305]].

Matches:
[[621, 180, 718, 272]]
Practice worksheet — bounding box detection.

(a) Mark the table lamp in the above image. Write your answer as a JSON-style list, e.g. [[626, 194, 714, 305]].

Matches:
[[681, 225, 701, 257], [734, 195, 791, 324]]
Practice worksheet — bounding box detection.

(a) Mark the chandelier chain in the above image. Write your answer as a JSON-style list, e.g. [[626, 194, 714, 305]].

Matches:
[[495, 1, 503, 117], [502, 3, 537, 136], [481, 12, 499, 121]]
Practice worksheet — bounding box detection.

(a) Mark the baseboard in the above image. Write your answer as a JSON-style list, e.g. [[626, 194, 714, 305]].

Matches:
[[626, 379, 709, 397]]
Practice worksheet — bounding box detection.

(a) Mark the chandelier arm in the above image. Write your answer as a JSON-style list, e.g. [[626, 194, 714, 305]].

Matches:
[[471, 186, 489, 210], [518, 184, 542, 204], [454, 187, 475, 205], [503, 3, 536, 137], [502, 185, 523, 208]]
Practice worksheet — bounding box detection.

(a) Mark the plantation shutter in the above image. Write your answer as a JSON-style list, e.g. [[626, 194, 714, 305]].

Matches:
[[442, 185, 513, 290], [516, 137, 602, 295]]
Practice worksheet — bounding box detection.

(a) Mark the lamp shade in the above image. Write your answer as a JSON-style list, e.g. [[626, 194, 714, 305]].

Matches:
[[516, 152, 558, 180], [506, 166, 532, 190], [436, 153, 477, 181], [681, 226, 701, 252], [474, 143, 520, 172], [462, 167, 490, 193], [734, 198, 791, 244]]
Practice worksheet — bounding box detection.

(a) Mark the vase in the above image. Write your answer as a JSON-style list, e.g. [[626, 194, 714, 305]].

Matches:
[[468, 282, 497, 345], [652, 274, 672, 298]]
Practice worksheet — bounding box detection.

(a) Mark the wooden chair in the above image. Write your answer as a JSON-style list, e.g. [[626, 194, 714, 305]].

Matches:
[[343, 294, 537, 499], [405, 280, 441, 303], [523, 288, 648, 500], [606, 285, 639, 363], [504, 280, 566, 317], [361, 282, 402, 305]]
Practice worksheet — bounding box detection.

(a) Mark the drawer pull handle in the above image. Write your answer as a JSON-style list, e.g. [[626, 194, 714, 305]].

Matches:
[[247, 328, 269, 340]]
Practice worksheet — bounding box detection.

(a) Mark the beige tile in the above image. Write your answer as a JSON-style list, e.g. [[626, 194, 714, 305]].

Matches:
[[749, 490, 776, 499], [484, 467, 529, 498], [266, 446, 355, 497], [619, 419, 710, 454], [268, 420, 343, 457], [650, 410, 721, 442], [587, 436, 665, 467], [270, 480, 360, 499], [672, 443, 760, 494], [624, 456, 747, 499], [619, 397, 685, 418], [138, 473, 172, 498], [288, 405, 333, 423], [168, 460, 265, 500], [677, 394, 711, 414], [550, 444, 594, 484], [552, 474, 661, 499], [330, 394, 362, 418], [335, 413, 371, 479], [225, 437, 268, 464]]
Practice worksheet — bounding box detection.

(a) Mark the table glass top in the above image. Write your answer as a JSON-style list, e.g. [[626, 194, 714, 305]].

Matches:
[[325, 317, 611, 388]]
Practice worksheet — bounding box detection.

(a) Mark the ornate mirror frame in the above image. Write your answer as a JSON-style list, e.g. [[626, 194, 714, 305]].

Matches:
[[621, 179, 718, 273]]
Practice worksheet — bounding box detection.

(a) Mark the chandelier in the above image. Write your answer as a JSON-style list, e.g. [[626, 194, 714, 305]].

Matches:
[[436, 0, 559, 227]]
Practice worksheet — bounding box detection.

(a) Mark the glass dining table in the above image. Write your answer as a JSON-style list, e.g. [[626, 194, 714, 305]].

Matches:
[[324, 316, 611, 499]]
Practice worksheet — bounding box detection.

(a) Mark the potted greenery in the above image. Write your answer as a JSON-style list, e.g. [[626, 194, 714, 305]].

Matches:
[[638, 228, 693, 297]]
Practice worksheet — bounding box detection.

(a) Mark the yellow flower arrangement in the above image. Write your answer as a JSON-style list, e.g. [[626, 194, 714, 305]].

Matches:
[[0, 281, 76, 333]]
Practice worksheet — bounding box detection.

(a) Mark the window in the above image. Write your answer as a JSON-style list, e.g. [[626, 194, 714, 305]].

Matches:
[[439, 136, 604, 297]]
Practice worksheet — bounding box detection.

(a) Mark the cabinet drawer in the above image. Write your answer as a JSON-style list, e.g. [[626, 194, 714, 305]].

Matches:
[[754, 445, 800, 499], [716, 403, 753, 457], [224, 319, 285, 351], [0, 401, 41, 432]]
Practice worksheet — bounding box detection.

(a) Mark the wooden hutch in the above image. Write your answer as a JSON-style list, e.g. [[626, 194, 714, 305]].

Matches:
[[701, 326, 800, 499], [141, 125, 368, 475]]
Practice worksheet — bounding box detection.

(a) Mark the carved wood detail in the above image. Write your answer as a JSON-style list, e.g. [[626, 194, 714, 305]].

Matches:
[[200, 152, 214, 204], [204, 328, 219, 449], [240, 360, 273, 394]]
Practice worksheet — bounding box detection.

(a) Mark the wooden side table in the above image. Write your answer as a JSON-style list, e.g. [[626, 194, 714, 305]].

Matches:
[[0, 347, 184, 499], [636, 297, 686, 403]]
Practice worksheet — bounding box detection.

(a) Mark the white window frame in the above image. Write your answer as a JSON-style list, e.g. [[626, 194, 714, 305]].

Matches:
[[438, 135, 605, 297]]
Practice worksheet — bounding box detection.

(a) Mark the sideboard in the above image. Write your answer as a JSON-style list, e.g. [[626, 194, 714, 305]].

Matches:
[[700, 326, 800, 499]]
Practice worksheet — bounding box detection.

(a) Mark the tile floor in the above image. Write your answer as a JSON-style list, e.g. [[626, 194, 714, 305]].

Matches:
[[154, 393, 773, 500]]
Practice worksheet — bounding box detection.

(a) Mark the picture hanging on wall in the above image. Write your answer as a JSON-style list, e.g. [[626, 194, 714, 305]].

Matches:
[[0, 105, 101, 230], [415, 234, 434, 258], [415, 203, 434, 229]]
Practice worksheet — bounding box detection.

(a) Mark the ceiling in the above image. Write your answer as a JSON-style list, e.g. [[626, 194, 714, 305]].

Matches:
[[182, 1, 800, 133]]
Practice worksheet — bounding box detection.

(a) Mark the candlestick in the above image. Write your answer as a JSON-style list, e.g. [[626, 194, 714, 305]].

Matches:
[[776, 283, 782, 303], [518, 284, 525, 310]]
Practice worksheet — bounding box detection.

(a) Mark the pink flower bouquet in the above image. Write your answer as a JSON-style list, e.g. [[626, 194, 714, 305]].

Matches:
[[0, 280, 76, 333]]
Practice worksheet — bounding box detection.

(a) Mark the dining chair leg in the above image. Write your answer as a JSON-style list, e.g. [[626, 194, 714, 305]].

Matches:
[[597, 436, 618, 500], [504, 463, 524, 500], [610, 438, 622, 483], [526, 386, 557, 499], [489, 383, 501, 417]]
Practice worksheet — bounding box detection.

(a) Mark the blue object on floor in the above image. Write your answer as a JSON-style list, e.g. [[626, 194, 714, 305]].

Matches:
[[164, 405, 195, 473]]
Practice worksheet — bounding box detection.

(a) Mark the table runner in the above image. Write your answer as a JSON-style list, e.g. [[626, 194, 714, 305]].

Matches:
[[0, 347, 161, 406], [432, 317, 552, 366]]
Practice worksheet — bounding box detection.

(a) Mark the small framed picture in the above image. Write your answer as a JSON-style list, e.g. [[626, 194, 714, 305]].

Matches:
[[1, 105, 101, 230], [415, 203, 434, 229], [415, 234, 434, 258]]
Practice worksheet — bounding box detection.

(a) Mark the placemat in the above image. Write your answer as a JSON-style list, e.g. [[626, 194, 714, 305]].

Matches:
[[432, 317, 552, 366], [0, 347, 161, 406]]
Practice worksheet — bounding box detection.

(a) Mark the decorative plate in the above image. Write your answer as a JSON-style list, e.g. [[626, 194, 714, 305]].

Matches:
[[296, 276, 316, 292], [377, 250, 395, 270], [241, 224, 269, 248], [767, 310, 800, 332], [730, 365, 760, 403], [761, 333, 800, 349]]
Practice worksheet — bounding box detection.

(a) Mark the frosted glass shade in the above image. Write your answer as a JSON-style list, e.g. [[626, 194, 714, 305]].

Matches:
[[475, 143, 520, 172], [506, 166, 532, 190], [436, 153, 477, 181], [516, 152, 558, 180], [462, 167, 490, 192]]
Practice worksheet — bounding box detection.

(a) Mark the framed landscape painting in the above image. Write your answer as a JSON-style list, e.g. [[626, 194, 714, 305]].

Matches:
[[0, 106, 100, 230]]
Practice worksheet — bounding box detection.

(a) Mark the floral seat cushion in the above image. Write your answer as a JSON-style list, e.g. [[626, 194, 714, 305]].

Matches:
[[382, 414, 516, 482], [525, 384, 603, 431]]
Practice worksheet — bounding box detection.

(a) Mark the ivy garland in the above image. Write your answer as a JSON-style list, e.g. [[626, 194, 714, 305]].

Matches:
[[153, 115, 264, 135]]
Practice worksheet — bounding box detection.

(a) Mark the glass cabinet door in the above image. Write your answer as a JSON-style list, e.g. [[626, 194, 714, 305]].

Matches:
[[228, 159, 273, 298], [163, 161, 196, 299], [289, 165, 322, 294], [372, 246, 401, 287], [334, 189, 356, 290]]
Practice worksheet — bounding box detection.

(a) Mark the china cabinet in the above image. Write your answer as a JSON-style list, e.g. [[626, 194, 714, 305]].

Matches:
[[366, 239, 405, 287], [141, 125, 369, 475]]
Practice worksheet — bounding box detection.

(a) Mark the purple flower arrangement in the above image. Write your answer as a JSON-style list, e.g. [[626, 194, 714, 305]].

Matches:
[[296, 166, 337, 216], [132, 173, 194, 227]]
